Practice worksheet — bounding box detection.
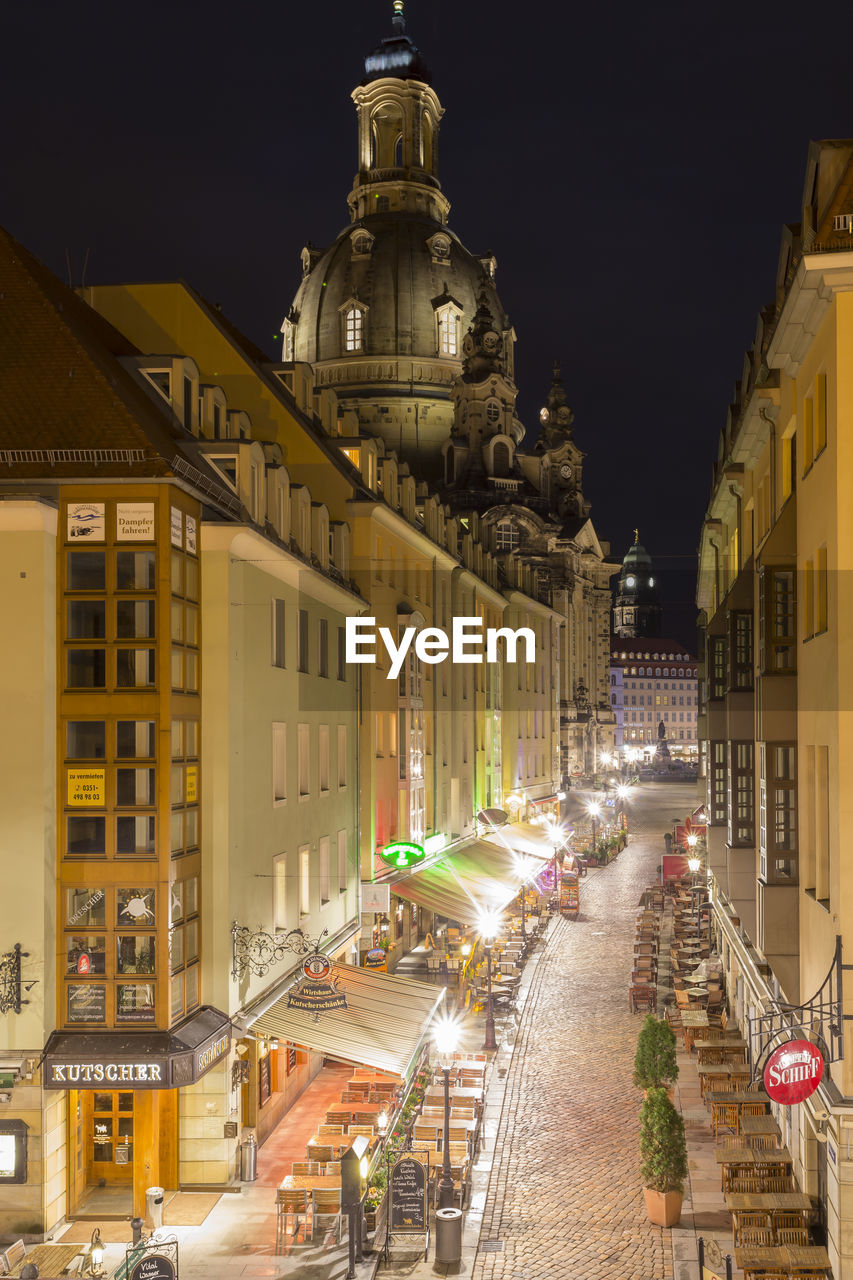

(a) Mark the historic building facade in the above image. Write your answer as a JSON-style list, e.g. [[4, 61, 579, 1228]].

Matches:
[[696, 138, 853, 1276]]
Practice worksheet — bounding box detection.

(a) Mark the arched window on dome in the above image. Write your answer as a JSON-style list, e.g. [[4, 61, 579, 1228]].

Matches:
[[436, 303, 461, 357], [341, 302, 367, 354], [495, 521, 520, 552]]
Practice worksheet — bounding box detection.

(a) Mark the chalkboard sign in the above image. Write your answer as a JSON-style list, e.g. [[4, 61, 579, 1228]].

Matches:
[[258, 1053, 271, 1107], [390, 1155, 428, 1233], [129, 1254, 175, 1280]]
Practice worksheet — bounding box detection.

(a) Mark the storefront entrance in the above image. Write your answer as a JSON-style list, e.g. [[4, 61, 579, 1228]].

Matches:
[[68, 1090, 134, 1215]]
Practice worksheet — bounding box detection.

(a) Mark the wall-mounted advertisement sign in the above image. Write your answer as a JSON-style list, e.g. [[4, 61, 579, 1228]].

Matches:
[[185, 514, 197, 554], [116, 983, 156, 1024], [185, 766, 198, 804], [363, 948, 387, 972], [116, 502, 155, 542], [380, 841, 426, 870], [362, 882, 390, 913], [763, 1039, 824, 1105], [67, 769, 105, 807], [67, 984, 107, 1024], [67, 503, 105, 541], [287, 955, 347, 1019]]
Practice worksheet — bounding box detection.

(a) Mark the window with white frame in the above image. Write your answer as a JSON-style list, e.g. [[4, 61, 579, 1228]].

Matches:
[[495, 521, 520, 552], [273, 853, 288, 931], [298, 724, 310, 798], [337, 725, 347, 788], [272, 723, 286, 804], [271, 598, 285, 668], [344, 305, 365, 353], [319, 725, 330, 793], [299, 845, 310, 916], [436, 305, 461, 357], [319, 836, 330, 904], [337, 829, 348, 892], [281, 318, 295, 362]]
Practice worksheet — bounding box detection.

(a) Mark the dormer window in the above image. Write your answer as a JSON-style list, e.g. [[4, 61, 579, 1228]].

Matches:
[[486, 400, 501, 425], [427, 232, 452, 265], [436, 304, 461, 357], [350, 229, 375, 259], [340, 301, 367, 354], [281, 318, 295, 362]]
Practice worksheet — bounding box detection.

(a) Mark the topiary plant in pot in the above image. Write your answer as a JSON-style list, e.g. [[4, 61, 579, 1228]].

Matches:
[[639, 1086, 688, 1226], [633, 1014, 678, 1095]]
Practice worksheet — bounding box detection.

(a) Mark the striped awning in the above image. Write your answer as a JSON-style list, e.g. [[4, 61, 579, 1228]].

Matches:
[[391, 838, 544, 926], [482, 821, 566, 858], [250, 964, 444, 1081]]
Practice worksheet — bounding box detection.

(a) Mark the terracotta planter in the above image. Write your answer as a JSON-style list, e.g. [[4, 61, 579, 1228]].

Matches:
[[643, 1187, 683, 1227]]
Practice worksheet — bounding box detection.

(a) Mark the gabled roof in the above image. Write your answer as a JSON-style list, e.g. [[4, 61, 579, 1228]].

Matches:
[[0, 225, 202, 481]]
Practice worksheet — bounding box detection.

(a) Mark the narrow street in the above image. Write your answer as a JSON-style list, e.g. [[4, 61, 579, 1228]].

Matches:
[[472, 782, 693, 1280]]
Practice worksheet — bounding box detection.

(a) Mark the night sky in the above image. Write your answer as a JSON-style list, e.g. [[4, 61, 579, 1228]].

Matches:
[[4, 1, 849, 646]]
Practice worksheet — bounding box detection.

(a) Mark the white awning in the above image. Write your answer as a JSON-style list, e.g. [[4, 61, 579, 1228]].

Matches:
[[250, 964, 444, 1081], [482, 821, 567, 858], [391, 839, 544, 926]]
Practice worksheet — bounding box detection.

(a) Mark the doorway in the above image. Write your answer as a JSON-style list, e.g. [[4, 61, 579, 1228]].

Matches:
[[67, 1091, 133, 1217]]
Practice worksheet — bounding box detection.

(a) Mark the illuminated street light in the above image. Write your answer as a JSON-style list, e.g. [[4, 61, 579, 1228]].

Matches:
[[477, 910, 502, 1051]]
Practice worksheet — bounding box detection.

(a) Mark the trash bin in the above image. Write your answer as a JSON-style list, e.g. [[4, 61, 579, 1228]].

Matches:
[[145, 1186, 165, 1230], [240, 1132, 258, 1182], [435, 1207, 463, 1264]]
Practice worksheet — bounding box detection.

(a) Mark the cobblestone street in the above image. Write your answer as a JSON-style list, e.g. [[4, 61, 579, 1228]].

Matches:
[[471, 783, 691, 1280]]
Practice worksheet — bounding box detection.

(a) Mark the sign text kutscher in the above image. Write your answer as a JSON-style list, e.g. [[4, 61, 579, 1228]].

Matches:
[[50, 1061, 164, 1085]]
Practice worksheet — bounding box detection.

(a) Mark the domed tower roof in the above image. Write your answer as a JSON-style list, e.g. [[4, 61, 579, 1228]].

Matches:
[[281, 1, 513, 478], [613, 530, 662, 638]]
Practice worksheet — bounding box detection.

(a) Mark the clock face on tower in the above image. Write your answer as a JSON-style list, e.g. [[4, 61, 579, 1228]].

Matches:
[[483, 330, 499, 351], [559, 463, 573, 481], [626, 575, 636, 588]]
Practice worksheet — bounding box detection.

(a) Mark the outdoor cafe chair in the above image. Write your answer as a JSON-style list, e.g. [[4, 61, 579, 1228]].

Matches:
[[292, 1161, 321, 1176], [326, 1110, 351, 1128], [308, 1143, 335, 1163], [776, 1227, 809, 1246], [324, 1161, 341, 1175], [348, 1124, 375, 1139], [319, 1124, 344, 1136], [312, 1187, 342, 1243], [276, 1188, 310, 1250], [714, 1104, 740, 1139], [341, 1089, 368, 1102], [763, 1176, 795, 1193], [630, 984, 656, 1014]]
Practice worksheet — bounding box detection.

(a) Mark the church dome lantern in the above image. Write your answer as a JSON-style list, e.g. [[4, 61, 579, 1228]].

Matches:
[[612, 530, 662, 638]]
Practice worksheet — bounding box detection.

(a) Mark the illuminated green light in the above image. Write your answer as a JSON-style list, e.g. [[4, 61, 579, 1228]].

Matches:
[[380, 840, 426, 869]]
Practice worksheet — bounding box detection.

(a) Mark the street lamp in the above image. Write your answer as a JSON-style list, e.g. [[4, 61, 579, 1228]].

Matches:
[[477, 909, 501, 1052], [84, 1229, 105, 1278], [545, 819, 564, 911], [433, 1016, 461, 1208]]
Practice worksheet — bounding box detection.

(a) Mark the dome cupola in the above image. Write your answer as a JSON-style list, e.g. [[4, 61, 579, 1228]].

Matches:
[[613, 530, 662, 638]]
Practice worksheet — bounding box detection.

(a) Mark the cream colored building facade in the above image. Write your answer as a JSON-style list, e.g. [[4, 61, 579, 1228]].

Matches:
[[697, 139, 853, 1276]]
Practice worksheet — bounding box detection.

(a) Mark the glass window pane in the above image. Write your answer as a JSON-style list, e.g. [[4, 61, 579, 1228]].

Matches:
[[67, 600, 106, 639], [67, 552, 105, 591], [66, 888, 106, 928], [117, 887, 156, 927], [185, 920, 199, 962], [185, 606, 198, 646], [116, 815, 156, 857], [67, 721, 106, 760], [67, 649, 106, 688], [67, 816, 106, 857], [116, 721, 155, 758], [184, 808, 198, 849], [184, 653, 198, 691], [66, 983, 106, 1023], [185, 722, 199, 758], [116, 982, 155, 1023], [171, 601, 184, 643], [116, 649, 155, 688], [184, 963, 199, 1010], [116, 934, 155, 974], [171, 551, 183, 595], [93, 1094, 111, 1113], [170, 764, 184, 806], [170, 882, 184, 925], [170, 972, 184, 1020], [170, 927, 184, 971], [116, 600, 155, 639], [171, 649, 183, 689], [170, 811, 183, 854], [171, 720, 183, 759], [185, 558, 198, 601], [185, 876, 198, 916], [116, 768, 156, 806], [117, 1093, 133, 1112], [116, 551, 155, 591], [65, 935, 106, 975]]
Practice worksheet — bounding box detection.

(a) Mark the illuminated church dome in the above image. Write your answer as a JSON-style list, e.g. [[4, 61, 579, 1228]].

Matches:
[[282, 1, 512, 475], [612, 531, 662, 638]]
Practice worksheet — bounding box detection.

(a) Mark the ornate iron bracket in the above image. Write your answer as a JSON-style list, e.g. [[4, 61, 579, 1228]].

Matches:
[[747, 935, 846, 1081], [0, 945, 31, 1016], [230, 922, 329, 980]]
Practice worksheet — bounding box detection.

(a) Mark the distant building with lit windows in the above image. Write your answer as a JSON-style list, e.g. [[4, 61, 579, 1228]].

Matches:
[[610, 638, 698, 758]]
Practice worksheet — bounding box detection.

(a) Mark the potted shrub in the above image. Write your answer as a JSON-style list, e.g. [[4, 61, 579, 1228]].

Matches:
[[363, 1185, 382, 1231], [633, 1014, 678, 1096], [639, 1087, 688, 1226]]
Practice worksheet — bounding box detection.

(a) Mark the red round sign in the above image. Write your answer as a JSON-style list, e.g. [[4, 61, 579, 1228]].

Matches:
[[763, 1039, 824, 1104], [302, 953, 332, 981], [77, 954, 90, 974]]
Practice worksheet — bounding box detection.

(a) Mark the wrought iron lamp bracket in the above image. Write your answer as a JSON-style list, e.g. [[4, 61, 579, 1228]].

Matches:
[[747, 934, 846, 1081], [230, 921, 329, 980], [0, 944, 32, 1016]]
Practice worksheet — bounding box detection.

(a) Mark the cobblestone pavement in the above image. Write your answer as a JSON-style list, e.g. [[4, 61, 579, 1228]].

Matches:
[[471, 784, 690, 1280]]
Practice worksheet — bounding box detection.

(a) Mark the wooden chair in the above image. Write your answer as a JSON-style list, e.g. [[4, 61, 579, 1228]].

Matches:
[[292, 1160, 321, 1176], [354, 1111, 379, 1127], [713, 1104, 739, 1139], [312, 1187, 342, 1242], [348, 1124, 375, 1139], [734, 1211, 772, 1244], [775, 1227, 809, 1246], [630, 984, 656, 1014], [763, 1175, 794, 1192], [325, 1109, 351, 1128], [729, 1070, 751, 1092], [740, 1102, 767, 1118], [275, 1189, 310, 1250], [773, 1213, 805, 1232], [324, 1160, 341, 1175], [747, 1135, 778, 1150], [341, 1089, 369, 1102], [307, 1143, 334, 1163], [319, 1124, 344, 1136]]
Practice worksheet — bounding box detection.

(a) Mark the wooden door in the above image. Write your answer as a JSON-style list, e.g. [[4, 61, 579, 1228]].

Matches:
[[87, 1089, 134, 1185], [67, 1091, 87, 1213]]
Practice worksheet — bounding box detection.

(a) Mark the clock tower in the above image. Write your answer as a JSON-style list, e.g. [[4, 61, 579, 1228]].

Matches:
[[613, 531, 662, 638]]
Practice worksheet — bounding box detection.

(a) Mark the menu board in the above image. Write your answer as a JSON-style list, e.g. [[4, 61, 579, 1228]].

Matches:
[[390, 1156, 428, 1233], [67, 984, 106, 1024], [258, 1053, 271, 1106]]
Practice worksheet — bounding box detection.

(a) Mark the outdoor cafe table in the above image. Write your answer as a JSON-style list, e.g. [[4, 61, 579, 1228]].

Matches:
[[708, 1090, 768, 1107], [741, 1114, 782, 1144], [716, 1145, 793, 1170], [736, 1243, 830, 1276], [726, 1190, 811, 1213], [424, 1086, 483, 1105], [695, 1039, 748, 1052], [280, 1174, 342, 1191], [680, 1009, 709, 1027]]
